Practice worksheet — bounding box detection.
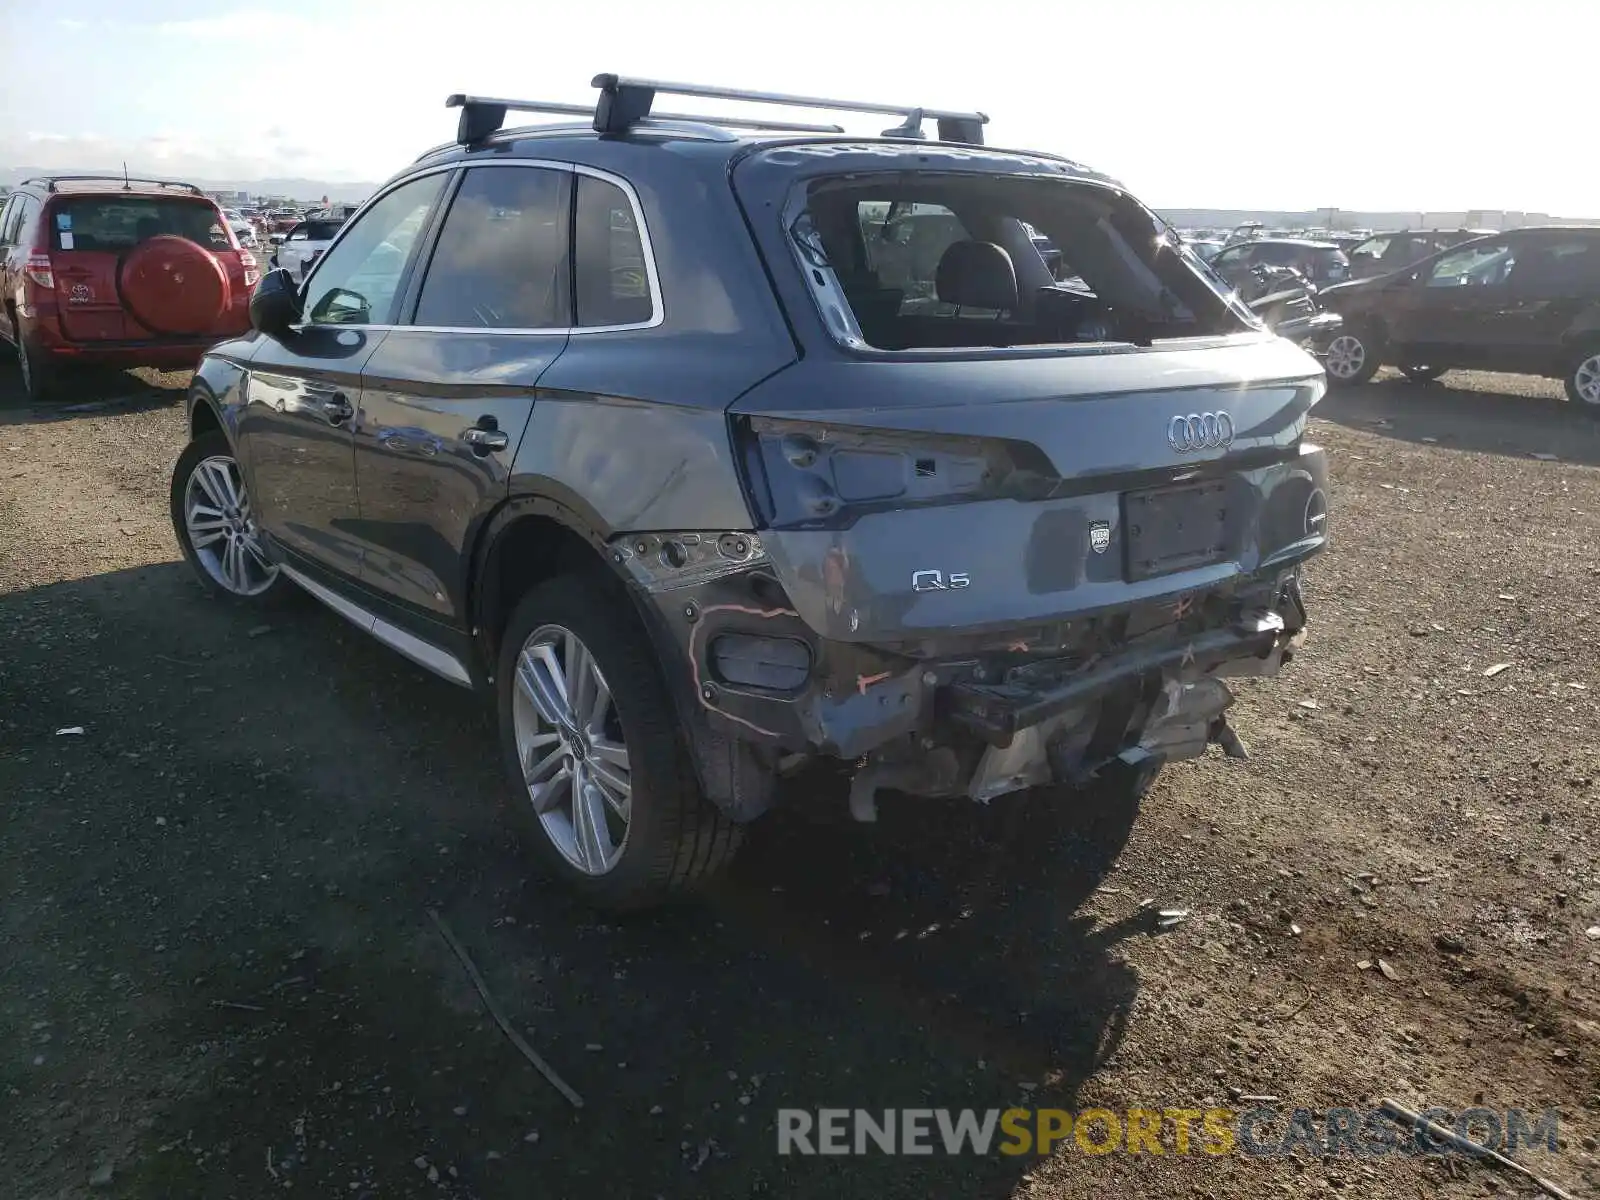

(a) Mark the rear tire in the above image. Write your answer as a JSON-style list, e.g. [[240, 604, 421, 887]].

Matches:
[[1400, 365, 1446, 384], [12, 321, 56, 402], [496, 573, 742, 910], [1324, 327, 1382, 386], [1564, 344, 1600, 412]]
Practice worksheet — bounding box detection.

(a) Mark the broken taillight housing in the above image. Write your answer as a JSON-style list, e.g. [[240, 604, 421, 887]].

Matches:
[[23, 253, 54, 289], [733, 415, 1042, 530]]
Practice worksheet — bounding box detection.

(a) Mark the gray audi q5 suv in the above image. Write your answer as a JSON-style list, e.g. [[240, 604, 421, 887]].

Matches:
[[170, 75, 1330, 908]]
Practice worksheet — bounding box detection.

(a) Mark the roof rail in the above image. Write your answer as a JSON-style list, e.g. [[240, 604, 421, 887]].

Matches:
[[20, 174, 205, 195], [446, 75, 988, 146]]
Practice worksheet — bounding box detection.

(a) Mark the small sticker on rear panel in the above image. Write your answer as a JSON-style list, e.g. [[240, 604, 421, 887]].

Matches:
[[59, 232, 75, 250], [56, 213, 72, 230]]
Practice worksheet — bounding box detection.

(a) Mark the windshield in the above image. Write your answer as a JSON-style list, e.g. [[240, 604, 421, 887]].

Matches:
[[790, 173, 1252, 352]]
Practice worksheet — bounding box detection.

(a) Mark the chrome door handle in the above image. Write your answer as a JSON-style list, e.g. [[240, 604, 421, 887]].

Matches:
[[463, 426, 509, 454], [322, 393, 353, 425]]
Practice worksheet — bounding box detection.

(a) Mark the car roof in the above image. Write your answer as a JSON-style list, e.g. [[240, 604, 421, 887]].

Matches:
[[406, 124, 1117, 189], [16, 175, 210, 199]]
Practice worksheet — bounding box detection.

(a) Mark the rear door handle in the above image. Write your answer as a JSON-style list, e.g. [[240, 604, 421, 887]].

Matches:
[[322, 393, 354, 425]]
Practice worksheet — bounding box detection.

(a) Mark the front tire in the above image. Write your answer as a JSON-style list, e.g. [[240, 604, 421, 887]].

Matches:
[[1324, 327, 1382, 386], [1565, 344, 1600, 412], [170, 429, 287, 604], [496, 574, 742, 910]]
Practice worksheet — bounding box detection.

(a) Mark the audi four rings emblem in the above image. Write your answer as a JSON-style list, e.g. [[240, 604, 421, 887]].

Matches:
[[1168, 411, 1235, 453]]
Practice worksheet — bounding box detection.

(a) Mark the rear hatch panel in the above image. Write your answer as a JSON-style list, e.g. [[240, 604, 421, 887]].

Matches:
[[731, 338, 1328, 646], [44, 195, 241, 341]]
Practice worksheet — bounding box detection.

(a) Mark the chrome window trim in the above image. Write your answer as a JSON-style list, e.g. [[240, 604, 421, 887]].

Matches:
[[296, 157, 663, 337]]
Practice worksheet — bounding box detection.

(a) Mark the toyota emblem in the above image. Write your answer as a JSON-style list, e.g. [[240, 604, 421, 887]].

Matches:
[[1168, 411, 1235, 453]]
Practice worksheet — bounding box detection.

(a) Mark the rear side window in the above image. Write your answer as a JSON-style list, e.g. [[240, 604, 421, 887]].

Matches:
[[415, 166, 571, 329], [574, 174, 653, 328], [47, 198, 231, 252]]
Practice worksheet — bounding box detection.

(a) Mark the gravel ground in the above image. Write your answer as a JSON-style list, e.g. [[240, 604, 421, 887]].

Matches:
[[2, 362, 1598, 1200]]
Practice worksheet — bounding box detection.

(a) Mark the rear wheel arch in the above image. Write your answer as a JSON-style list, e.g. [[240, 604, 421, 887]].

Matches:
[[469, 497, 629, 674]]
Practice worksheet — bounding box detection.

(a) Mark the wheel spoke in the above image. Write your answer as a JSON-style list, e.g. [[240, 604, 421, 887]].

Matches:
[[528, 761, 572, 814], [220, 538, 242, 591], [590, 737, 629, 770], [241, 536, 274, 572], [585, 667, 613, 735], [523, 739, 565, 786], [566, 634, 593, 728], [197, 461, 234, 511], [517, 646, 570, 727], [572, 771, 613, 871], [589, 758, 631, 818], [188, 517, 227, 549]]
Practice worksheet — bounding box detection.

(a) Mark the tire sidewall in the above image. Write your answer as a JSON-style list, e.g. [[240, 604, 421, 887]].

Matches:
[[494, 576, 697, 909], [170, 428, 287, 606]]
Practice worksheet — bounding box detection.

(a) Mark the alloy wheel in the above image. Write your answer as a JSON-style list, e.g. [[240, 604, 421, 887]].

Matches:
[[1325, 334, 1366, 381], [512, 624, 632, 876], [1575, 354, 1600, 407], [183, 455, 278, 596]]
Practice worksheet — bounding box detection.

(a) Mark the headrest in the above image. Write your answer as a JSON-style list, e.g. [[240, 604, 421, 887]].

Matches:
[[935, 240, 1018, 312]]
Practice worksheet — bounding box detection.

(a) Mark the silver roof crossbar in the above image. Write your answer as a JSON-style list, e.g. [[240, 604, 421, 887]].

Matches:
[[446, 74, 988, 146], [446, 94, 845, 145]]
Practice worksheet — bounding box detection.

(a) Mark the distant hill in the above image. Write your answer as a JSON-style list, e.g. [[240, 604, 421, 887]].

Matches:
[[0, 167, 378, 204]]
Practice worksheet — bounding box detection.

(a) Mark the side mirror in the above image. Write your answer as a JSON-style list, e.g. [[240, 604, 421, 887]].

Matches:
[[249, 268, 302, 338]]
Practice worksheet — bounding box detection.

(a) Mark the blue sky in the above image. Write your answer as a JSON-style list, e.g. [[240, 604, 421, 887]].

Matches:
[[1, 0, 1594, 215]]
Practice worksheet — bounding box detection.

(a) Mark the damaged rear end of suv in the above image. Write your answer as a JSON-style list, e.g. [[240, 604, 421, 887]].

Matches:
[[635, 142, 1329, 832]]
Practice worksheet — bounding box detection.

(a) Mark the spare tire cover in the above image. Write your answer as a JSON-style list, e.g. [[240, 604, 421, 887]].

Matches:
[[118, 235, 231, 336]]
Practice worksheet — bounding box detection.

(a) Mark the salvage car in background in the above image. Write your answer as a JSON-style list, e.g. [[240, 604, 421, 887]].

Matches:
[[169, 76, 1330, 909], [0, 175, 259, 399], [1210, 237, 1350, 289], [272, 217, 344, 280], [1319, 227, 1600, 405]]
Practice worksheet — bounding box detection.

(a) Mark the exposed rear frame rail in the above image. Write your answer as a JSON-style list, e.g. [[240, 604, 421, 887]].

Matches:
[[447, 73, 989, 147]]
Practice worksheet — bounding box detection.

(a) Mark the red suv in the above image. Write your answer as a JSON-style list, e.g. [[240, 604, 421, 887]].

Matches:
[[0, 175, 259, 399]]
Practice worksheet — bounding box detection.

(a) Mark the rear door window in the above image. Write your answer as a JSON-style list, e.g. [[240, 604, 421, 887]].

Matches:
[[1509, 239, 1600, 295], [47, 198, 231, 252], [414, 166, 571, 329]]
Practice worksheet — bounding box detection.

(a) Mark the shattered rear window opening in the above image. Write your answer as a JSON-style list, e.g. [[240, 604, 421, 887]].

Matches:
[[790, 173, 1252, 352]]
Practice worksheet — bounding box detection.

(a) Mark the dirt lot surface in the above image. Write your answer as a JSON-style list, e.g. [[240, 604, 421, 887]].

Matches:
[[3, 362, 1598, 1200]]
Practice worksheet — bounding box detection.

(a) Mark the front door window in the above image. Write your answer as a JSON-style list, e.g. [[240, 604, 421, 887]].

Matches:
[[303, 174, 446, 325]]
